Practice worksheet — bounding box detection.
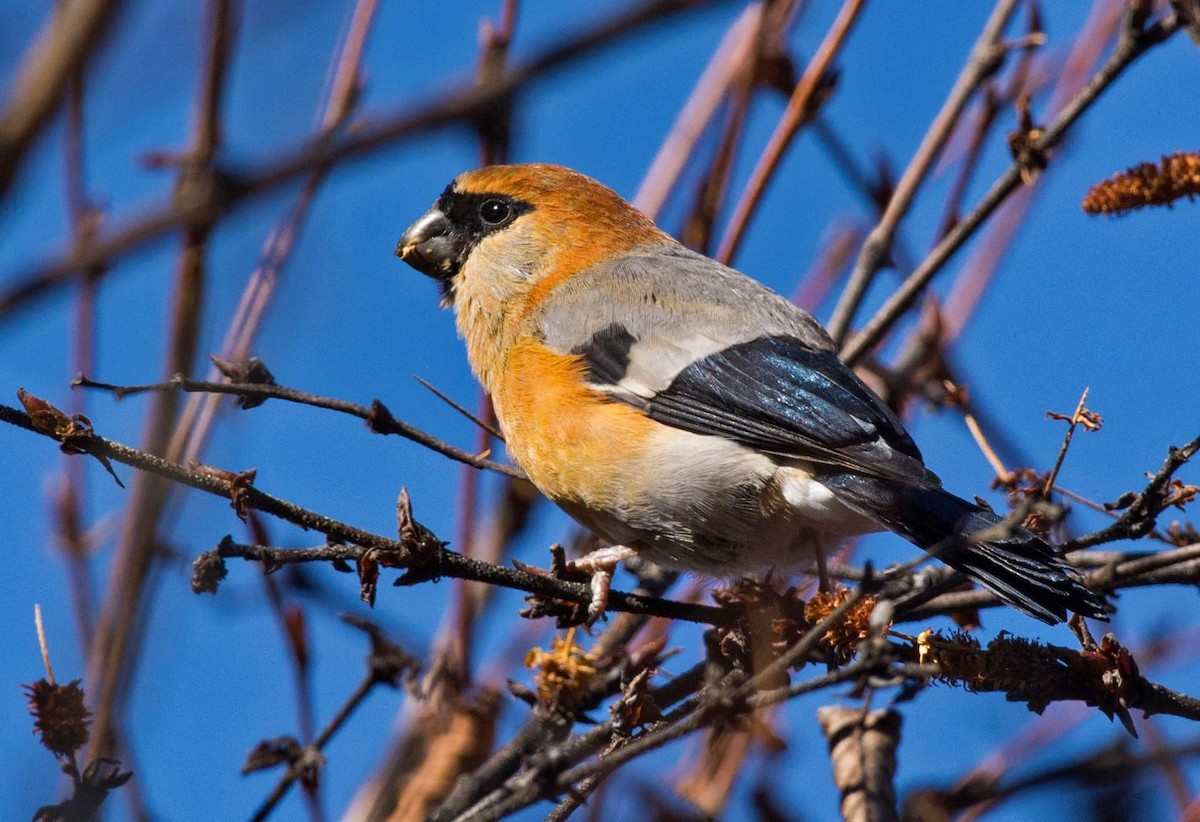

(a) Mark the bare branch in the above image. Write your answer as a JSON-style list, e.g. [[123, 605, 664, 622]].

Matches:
[[818, 706, 901, 822], [0, 0, 122, 198], [826, 0, 1023, 344], [75, 373, 524, 477], [0, 0, 731, 322], [840, 9, 1183, 366], [715, 0, 866, 264]]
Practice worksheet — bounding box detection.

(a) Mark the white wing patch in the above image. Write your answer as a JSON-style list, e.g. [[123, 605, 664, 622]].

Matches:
[[776, 467, 880, 534], [611, 333, 730, 399]]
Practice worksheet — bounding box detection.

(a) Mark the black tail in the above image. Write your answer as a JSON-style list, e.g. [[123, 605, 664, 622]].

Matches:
[[824, 475, 1109, 624]]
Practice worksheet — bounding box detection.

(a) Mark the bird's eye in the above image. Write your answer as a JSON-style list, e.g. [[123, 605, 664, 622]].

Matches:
[[479, 199, 512, 226]]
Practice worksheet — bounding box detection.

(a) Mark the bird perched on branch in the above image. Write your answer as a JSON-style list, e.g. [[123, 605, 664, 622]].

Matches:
[[396, 163, 1108, 626]]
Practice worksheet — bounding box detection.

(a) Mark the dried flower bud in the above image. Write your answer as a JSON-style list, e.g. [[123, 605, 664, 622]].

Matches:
[[523, 629, 599, 710], [1083, 151, 1200, 215], [25, 678, 90, 758], [804, 588, 880, 659]]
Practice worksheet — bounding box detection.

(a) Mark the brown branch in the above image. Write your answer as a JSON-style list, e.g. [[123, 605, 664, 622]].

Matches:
[[840, 8, 1183, 366], [938, 1, 1122, 345], [204, 537, 728, 628], [436, 660, 714, 821], [470, 657, 892, 822], [1072, 542, 1200, 579], [818, 706, 901, 822], [57, 4, 103, 663], [715, 0, 866, 264], [86, 0, 238, 762], [1042, 388, 1098, 498], [458, 592, 896, 821], [1, 401, 735, 629], [0, 0, 731, 323], [933, 84, 1002, 242], [1065, 435, 1200, 551], [73, 373, 524, 478], [826, 0, 1022, 344], [0, 0, 122, 198], [430, 569, 682, 821], [676, 33, 758, 255], [935, 0, 1044, 244], [248, 615, 421, 821], [633, 3, 763, 219], [905, 738, 1200, 819], [173, 0, 381, 469]]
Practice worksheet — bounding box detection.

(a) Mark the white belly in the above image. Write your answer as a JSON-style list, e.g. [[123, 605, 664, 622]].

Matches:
[[565, 426, 883, 577]]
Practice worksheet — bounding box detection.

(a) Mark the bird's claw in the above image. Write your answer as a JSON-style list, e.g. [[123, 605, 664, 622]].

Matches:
[[568, 545, 636, 624], [515, 544, 636, 625]]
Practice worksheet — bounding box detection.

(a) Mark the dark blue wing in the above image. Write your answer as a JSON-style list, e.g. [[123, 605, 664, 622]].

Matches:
[[638, 335, 935, 483]]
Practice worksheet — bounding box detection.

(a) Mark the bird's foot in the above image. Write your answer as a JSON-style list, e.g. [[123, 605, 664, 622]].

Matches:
[[569, 544, 636, 624], [514, 544, 636, 625]]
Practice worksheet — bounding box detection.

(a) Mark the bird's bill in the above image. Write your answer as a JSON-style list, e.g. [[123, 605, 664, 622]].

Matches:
[[396, 207, 465, 282]]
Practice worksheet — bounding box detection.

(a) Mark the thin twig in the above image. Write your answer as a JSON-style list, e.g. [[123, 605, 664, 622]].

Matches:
[[1042, 387, 1092, 498], [0, 0, 732, 322], [841, 9, 1182, 366], [251, 617, 419, 821], [962, 401, 1012, 482], [1065, 435, 1200, 551], [414, 376, 505, 441], [715, 0, 867, 264], [827, 0, 1022, 344], [74, 373, 523, 477]]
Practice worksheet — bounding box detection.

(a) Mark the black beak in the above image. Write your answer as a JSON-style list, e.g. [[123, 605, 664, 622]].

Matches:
[[396, 208, 466, 282]]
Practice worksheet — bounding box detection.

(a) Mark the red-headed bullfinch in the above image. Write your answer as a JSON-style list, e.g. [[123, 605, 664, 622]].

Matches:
[[396, 163, 1108, 625]]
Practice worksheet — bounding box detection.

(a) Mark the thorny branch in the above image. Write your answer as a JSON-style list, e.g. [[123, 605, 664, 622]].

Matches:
[[7, 384, 1200, 815]]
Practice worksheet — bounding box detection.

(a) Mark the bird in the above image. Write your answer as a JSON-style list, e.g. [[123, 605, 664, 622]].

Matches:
[[395, 163, 1108, 626]]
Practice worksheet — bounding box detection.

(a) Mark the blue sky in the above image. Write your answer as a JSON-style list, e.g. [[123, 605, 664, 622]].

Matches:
[[1, 1, 1199, 819]]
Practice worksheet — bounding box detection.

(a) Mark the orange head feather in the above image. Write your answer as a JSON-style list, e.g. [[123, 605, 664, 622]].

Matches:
[[398, 163, 672, 390]]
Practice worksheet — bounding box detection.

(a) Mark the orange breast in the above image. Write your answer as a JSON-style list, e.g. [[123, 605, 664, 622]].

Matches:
[[494, 338, 653, 506]]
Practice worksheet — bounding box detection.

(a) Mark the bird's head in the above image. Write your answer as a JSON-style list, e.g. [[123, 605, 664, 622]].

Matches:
[[396, 163, 669, 308]]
